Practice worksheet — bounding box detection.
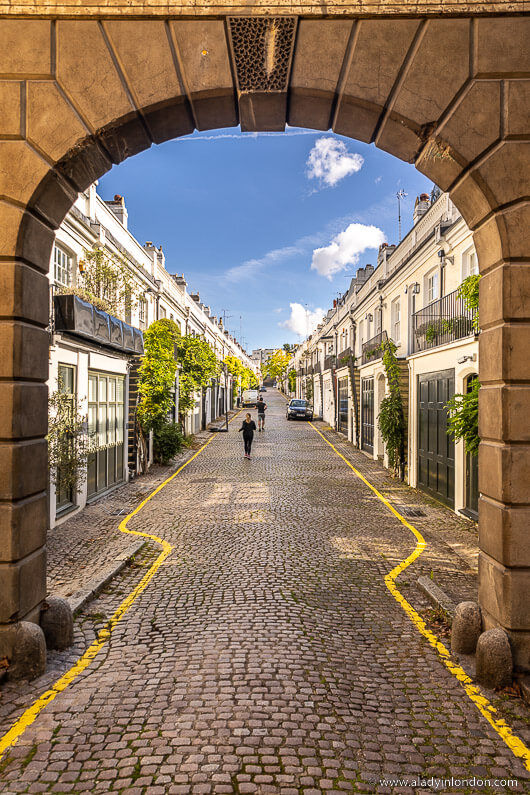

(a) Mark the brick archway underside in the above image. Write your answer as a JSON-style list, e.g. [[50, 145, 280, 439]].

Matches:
[[0, 6, 529, 673]]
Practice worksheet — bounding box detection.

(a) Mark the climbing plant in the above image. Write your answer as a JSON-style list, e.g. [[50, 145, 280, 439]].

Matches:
[[288, 368, 297, 393], [457, 274, 481, 332], [305, 376, 314, 402], [377, 339, 405, 476], [446, 377, 479, 456], [47, 381, 92, 493], [63, 246, 138, 319]]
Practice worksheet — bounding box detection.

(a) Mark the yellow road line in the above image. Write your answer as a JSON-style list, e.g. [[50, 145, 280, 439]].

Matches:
[[309, 422, 530, 772], [0, 416, 240, 761]]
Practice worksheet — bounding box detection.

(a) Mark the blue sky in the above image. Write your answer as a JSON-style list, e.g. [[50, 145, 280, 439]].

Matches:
[[99, 128, 433, 352]]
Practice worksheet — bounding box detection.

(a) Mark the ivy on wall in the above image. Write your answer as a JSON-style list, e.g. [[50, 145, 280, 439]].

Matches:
[[47, 382, 92, 493], [288, 368, 297, 393], [377, 339, 405, 477], [447, 377, 479, 456]]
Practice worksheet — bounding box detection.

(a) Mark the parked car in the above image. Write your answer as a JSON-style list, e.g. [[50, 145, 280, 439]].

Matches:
[[259, 386, 267, 392], [286, 399, 313, 421], [242, 388, 259, 407]]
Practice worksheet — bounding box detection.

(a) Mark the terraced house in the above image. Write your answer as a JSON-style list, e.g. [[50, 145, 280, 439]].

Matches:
[[290, 190, 479, 518], [49, 183, 255, 527]]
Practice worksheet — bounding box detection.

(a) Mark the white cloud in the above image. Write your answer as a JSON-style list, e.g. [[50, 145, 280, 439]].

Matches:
[[178, 129, 319, 143], [273, 307, 284, 314], [311, 222, 385, 280], [306, 137, 364, 188], [225, 245, 302, 282], [280, 303, 325, 338], [375, 175, 382, 184]]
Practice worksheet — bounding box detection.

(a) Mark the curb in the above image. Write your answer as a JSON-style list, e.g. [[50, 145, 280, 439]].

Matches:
[[66, 540, 146, 615], [417, 575, 456, 617]]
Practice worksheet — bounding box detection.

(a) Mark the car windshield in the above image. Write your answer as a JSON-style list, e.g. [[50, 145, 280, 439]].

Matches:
[[290, 400, 307, 407]]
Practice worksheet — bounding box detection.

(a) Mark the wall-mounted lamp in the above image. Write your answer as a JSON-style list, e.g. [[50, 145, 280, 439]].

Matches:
[[412, 283, 421, 294], [457, 353, 477, 364], [365, 313, 373, 321]]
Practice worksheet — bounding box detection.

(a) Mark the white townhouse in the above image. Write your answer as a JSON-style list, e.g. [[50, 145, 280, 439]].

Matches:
[[49, 184, 255, 527], [289, 190, 479, 518]]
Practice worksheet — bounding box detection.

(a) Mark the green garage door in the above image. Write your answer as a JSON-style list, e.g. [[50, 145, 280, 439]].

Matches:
[[417, 370, 455, 508]]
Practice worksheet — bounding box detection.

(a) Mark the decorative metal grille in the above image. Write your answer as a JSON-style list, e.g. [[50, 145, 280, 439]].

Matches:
[[228, 16, 296, 92]]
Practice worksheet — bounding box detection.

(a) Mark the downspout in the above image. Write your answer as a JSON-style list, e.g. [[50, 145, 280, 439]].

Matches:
[[349, 316, 360, 448]]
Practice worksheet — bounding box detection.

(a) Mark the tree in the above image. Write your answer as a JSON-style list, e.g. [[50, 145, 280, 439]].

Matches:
[[176, 335, 219, 419], [264, 350, 290, 383], [288, 369, 297, 393], [137, 319, 180, 433]]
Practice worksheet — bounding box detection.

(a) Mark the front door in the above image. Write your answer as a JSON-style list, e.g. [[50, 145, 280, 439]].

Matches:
[[417, 369, 455, 508], [87, 372, 125, 498], [361, 376, 374, 454], [338, 377, 349, 435]]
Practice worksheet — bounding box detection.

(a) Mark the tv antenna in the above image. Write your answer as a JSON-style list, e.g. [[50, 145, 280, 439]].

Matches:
[[397, 189, 407, 243]]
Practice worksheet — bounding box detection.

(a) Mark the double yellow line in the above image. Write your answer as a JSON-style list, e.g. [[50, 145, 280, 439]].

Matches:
[[0, 406, 529, 774], [0, 423, 233, 760], [309, 422, 530, 772]]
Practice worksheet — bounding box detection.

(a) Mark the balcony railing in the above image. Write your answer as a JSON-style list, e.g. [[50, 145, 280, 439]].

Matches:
[[362, 331, 388, 365], [323, 355, 335, 371], [412, 287, 477, 353], [336, 346, 353, 368]]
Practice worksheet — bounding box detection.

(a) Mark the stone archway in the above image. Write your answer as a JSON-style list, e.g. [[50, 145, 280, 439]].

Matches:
[[0, 5, 528, 674]]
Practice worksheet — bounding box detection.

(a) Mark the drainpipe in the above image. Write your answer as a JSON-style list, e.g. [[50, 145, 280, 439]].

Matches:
[[333, 326, 338, 430], [349, 315, 360, 448]]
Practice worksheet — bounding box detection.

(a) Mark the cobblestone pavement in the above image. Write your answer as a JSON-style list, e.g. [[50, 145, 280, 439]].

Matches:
[[1, 391, 529, 794]]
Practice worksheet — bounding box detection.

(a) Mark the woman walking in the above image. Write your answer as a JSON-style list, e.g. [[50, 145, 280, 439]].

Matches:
[[238, 413, 256, 459]]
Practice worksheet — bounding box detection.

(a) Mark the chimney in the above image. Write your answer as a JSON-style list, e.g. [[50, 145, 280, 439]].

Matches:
[[413, 193, 431, 225], [105, 194, 128, 229], [190, 292, 200, 303], [172, 274, 187, 289]]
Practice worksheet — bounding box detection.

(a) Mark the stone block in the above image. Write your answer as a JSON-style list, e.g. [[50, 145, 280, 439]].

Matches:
[[0, 322, 49, 381], [40, 597, 73, 650], [472, 215, 503, 272], [476, 628, 513, 690], [55, 136, 113, 193], [143, 96, 194, 144], [344, 19, 419, 110], [479, 497, 530, 569], [0, 493, 47, 563], [0, 141, 50, 206], [392, 19, 470, 127], [239, 92, 286, 133], [472, 142, 530, 209], [416, 140, 463, 192], [506, 81, 530, 137], [376, 114, 421, 164], [0, 621, 46, 682], [27, 80, 89, 163], [451, 601, 482, 655], [0, 81, 22, 137], [479, 441, 530, 505], [333, 97, 381, 144], [0, 440, 47, 501], [289, 19, 352, 130], [0, 547, 46, 623], [439, 81, 500, 165], [0, 262, 49, 327], [479, 325, 530, 385], [0, 20, 52, 76], [476, 17, 530, 77], [57, 21, 133, 131], [0, 382, 48, 439], [104, 20, 184, 109], [478, 552, 530, 631], [479, 384, 530, 443], [171, 20, 236, 130], [28, 168, 78, 229], [478, 264, 530, 327], [450, 172, 492, 230], [97, 113, 152, 165]]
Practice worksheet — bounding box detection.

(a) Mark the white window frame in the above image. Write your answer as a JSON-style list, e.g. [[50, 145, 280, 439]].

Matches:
[[425, 268, 439, 305], [391, 297, 401, 343], [461, 247, 478, 280], [54, 245, 74, 288]]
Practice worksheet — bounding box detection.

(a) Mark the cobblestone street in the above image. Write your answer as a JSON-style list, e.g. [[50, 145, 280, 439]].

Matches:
[[0, 391, 529, 794]]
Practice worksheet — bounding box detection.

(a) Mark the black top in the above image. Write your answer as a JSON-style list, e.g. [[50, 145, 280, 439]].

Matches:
[[257, 400, 267, 414], [239, 420, 256, 435]]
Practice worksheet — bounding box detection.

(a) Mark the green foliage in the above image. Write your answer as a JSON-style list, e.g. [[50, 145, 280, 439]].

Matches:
[[282, 343, 295, 354], [176, 334, 219, 417], [47, 381, 92, 492], [446, 377, 479, 456], [78, 247, 137, 319], [264, 350, 291, 382], [377, 339, 405, 475], [137, 319, 180, 432], [153, 422, 185, 464], [457, 274, 481, 332], [305, 376, 314, 402], [288, 368, 297, 393]]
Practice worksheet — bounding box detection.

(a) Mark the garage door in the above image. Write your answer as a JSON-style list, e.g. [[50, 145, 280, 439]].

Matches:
[[417, 370, 455, 508]]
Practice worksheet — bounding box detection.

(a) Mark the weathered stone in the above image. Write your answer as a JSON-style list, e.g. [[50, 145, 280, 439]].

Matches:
[[451, 601, 482, 655], [479, 496, 530, 569], [40, 596, 73, 650], [1, 620, 46, 681], [476, 627, 513, 690]]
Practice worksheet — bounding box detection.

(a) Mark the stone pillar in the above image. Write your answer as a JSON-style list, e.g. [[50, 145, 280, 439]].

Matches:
[[476, 203, 530, 672]]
